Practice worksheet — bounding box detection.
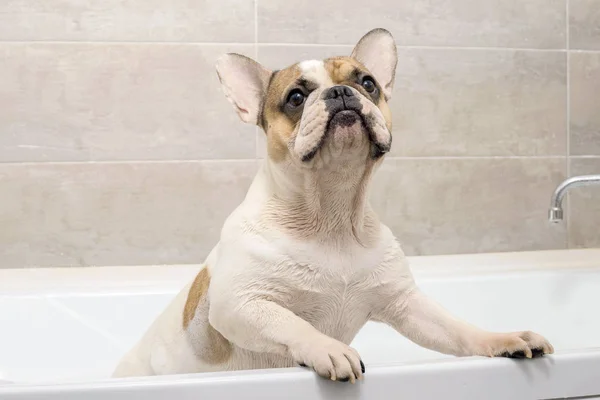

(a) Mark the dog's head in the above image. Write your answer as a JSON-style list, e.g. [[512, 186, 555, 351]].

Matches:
[[216, 29, 397, 168]]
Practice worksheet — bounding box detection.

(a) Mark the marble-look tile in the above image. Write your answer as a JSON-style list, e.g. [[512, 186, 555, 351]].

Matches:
[[0, 43, 255, 162], [258, 0, 565, 49], [371, 157, 567, 255], [570, 0, 600, 50], [0, 0, 254, 42], [394, 49, 567, 157], [568, 157, 600, 248], [570, 52, 600, 156], [257, 46, 567, 157], [0, 160, 257, 268]]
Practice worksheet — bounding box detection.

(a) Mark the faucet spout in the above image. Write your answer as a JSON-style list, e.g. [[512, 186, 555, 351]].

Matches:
[[548, 175, 600, 223]]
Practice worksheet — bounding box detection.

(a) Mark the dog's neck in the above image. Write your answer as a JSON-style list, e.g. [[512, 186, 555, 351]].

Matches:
[[260, 157, 380, 245]]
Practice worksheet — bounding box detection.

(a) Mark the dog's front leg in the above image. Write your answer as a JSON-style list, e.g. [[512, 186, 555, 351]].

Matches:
[[374, 285, 554, 359], [209, 297, 365, 382]]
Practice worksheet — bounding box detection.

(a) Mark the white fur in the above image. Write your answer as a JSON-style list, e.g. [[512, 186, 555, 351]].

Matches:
[[299, 60, 333, 87]]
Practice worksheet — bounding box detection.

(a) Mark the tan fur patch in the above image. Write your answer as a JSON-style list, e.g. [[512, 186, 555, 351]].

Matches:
[[183, 267, 233, 364], [379, 99, 393, 131], [262, 65, 302, 162], [202, 324, 233, 364], [183, 267, 211, 329], [324, 57, 363, 84]]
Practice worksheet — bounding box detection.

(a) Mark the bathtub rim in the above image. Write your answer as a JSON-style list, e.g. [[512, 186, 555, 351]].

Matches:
[[1, 348, 600, 400], [0, 248, 599, 295]]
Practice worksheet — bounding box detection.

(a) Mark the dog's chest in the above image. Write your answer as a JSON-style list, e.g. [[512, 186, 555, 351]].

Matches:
[[288, 278, 375, 343], [274, 240, 389, 343]]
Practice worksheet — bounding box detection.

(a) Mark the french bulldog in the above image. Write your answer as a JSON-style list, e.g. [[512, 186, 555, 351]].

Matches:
[[113, 28, 554, 383]]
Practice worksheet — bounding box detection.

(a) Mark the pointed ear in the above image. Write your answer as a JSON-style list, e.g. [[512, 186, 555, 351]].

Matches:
[[351, 29, 397, 100], [216, 53, 272, 125]]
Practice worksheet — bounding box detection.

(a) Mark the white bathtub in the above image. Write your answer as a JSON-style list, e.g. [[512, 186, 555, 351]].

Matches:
[[1, 249, 599, 400]]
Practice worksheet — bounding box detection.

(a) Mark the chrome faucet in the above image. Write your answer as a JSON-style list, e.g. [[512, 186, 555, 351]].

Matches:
[[548, 174, 600, 223]]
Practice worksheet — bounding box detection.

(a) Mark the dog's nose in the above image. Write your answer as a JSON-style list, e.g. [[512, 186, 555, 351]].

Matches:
[[323, 85, 361, 112], [324, 85, 354, 100]]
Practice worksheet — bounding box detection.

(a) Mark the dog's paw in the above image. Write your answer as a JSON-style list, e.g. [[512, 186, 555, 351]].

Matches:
[[293, 338, 365, 383], [474, 331, 554, 359]]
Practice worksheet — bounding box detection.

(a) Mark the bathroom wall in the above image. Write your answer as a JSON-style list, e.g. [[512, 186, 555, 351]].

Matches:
[[0, 1, 598, 268]]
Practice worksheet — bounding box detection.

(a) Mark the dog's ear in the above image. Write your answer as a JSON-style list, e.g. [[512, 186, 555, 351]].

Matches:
[[216, 54, 272, 125], [351, 29, 397, 101]]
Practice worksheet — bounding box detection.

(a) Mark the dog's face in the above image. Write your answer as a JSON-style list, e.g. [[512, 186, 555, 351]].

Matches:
[[216, 29, 397, 168]]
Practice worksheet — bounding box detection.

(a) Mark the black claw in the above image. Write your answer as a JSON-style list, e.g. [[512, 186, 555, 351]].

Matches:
[[338, 376, 350, 382], [298, 362, 307, 368], [360, 360, 366, 374], [531, 348, 545, 358], [501, 350, 526, 359]]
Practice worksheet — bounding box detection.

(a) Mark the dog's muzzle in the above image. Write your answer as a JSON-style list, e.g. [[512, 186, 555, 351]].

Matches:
[[323, 86, 363, 126], [323, 86, 390, 159], [296, 85, 391, 163]]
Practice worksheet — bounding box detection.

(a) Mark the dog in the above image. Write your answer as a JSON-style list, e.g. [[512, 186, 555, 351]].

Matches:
[[113, 28, 554, 383]]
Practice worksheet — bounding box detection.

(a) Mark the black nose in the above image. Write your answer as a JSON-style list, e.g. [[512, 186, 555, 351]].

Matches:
[[324, 85, 354, 100]]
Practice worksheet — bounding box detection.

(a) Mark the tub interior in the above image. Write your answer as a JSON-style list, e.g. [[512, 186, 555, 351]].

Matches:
[[1, 258, 599, 384]]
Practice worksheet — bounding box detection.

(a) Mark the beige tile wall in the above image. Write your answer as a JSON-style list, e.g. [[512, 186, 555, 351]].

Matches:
[[0, 0, 598, 268]]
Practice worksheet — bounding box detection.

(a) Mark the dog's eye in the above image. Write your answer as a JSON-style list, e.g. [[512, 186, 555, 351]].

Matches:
[[361, 77, 376, 93], [287, 89, 305, 107]]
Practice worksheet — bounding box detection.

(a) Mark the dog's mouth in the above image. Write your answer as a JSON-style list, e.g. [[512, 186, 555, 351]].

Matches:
[[299, 110, 364, 163], [299, 110, 390, 162], [328, 110, 361, 129]]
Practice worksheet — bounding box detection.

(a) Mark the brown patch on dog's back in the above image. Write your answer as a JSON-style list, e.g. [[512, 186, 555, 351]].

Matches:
[[183, 267, 233, 364], [183, 267, 210, 328]]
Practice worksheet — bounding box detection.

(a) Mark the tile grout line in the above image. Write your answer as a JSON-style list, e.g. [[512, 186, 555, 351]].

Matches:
[[569, 155, 600, 159], [0, 40, 259, 45], [254, 0, 260, 161], [0, 40, 589, 53], [385, 156, 570, 160], [254, 0, 259, 50], [569, 49, 600, 54], [255, 44, 569, 53], [566, 0, 572, 249], [0, 155, 578, 167], [0, 159, 261, 167]]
